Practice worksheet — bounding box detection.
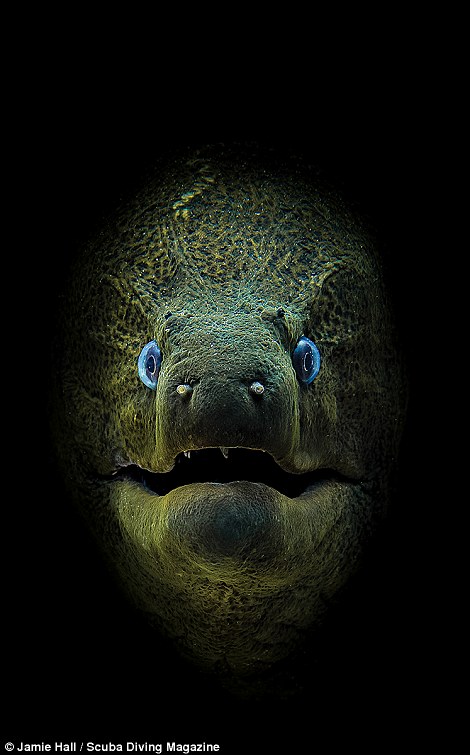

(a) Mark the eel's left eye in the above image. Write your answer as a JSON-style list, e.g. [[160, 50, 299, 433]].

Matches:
[[138, 340, 162, 390], [292, 336, 321, 385]]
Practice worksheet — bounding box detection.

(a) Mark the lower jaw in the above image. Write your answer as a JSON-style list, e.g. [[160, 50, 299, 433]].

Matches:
[[112, 477, 359, 559], [103, 478, 373, 683]]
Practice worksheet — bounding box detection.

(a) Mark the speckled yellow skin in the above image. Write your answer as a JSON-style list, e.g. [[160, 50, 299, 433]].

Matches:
[[51, 144, 405, 695]]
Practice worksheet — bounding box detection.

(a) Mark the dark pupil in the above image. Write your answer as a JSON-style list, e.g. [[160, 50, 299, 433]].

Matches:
[[303, 348, 313, 374], [146, 354, 156, 375]]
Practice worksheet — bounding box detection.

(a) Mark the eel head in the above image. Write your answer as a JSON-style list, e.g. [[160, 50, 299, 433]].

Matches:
[[51, 145, 406, 694]]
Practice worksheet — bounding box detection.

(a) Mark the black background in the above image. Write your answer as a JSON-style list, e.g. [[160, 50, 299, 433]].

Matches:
[[4, 28, 452, 754]]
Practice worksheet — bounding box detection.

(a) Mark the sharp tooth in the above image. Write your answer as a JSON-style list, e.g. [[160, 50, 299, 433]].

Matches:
[[183, 451, 191, 459], [220, 447, 229, 459]]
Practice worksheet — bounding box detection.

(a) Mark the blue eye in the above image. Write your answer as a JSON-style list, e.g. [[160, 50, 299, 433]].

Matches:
[[292, 336, 321, 385], [138, 340, 162, 390]]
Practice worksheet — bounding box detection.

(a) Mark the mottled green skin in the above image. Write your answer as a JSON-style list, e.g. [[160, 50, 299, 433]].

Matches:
[[51, 144, 405, 696]]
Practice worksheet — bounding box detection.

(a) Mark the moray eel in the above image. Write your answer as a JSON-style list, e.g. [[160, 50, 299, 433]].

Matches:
[[51, 144, 406, 697]]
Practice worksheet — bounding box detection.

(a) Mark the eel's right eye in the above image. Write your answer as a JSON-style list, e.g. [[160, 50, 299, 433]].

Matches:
[[292, 336, 321, 385], [138, 340, 162, 390]]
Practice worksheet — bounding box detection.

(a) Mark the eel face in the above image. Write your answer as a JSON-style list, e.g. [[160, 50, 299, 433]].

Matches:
[[51, 144, 406, 693]]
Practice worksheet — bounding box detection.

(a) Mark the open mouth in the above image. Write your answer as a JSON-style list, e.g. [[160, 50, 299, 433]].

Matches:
[[116, 448, 357, 499]]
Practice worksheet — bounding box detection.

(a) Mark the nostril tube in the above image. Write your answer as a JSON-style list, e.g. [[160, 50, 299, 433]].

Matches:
[[249, 381, 265, 397], [176, 383, 193, 398]]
